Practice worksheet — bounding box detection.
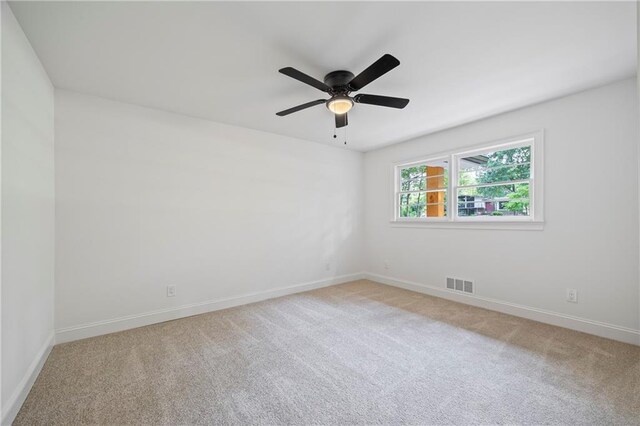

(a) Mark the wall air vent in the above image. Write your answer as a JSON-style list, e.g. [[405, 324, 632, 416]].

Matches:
[[446, 277, 474, 294], [446, 277, 455, 290], [455, 279, 463, 291]]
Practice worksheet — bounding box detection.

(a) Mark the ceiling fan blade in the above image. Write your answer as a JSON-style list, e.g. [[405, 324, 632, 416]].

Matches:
[[279, 67, 331, 92], [353, 94, 409, 109], [335, 113, 348, 128], [276, 99, 327, 116], [348, 54, 400, 91]]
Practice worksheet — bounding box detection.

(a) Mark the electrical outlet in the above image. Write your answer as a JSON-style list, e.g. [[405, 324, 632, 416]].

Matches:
[[384, 260, 390, 270], [566, 288, 578, 303], [167, 285, 176, 297], [325, 262, 331, 271]]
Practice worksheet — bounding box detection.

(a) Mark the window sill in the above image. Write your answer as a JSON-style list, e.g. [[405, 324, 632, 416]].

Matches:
[[389, 220, 544, 231]]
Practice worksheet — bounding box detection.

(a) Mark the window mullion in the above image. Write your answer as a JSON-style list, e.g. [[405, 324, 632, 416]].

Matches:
[[457, 179, 530, 190], [399, 189, 446, 195], [450, 154, 457, 222]]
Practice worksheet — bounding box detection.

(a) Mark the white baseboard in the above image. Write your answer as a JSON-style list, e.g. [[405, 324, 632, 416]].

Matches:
[[365, 272, 640, 346], [55, 273, 365, 344], [2, 332, 54, 426]]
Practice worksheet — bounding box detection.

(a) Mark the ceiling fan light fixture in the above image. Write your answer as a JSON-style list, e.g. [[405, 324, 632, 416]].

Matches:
[[326, 96, 353, 114]]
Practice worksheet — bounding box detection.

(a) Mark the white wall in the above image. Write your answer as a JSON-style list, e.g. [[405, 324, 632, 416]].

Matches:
[[1, 2, 55, 423], [364, 78, 639, 338], [636, 0, 640, 344], [54, 90, 363, 338]]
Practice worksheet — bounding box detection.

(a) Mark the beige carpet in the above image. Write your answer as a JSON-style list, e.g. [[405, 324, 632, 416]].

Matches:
[[14, 280, 640, 425]]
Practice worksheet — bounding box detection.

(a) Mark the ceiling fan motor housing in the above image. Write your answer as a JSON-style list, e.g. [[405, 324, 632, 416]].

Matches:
[[323, 70, 355, 93]]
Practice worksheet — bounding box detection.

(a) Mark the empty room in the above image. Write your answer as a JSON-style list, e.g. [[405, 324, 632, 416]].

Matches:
[[1, 0, 639, 424]]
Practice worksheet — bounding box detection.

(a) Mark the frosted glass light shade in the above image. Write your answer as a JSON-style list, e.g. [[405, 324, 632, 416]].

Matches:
[[327, 96, 353, 114]]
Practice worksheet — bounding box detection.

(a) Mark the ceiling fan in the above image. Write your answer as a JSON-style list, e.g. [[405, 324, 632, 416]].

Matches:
[[276, 54, 409, 129]]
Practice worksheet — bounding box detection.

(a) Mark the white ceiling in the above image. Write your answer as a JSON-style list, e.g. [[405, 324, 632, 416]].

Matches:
[[9, 1, 637, 151]]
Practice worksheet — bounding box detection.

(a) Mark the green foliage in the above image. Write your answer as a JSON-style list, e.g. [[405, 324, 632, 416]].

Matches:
[[399, 164, 448, 217], [474, 147, 531, 198], [504, 184, 530, 215], [458, 172, 477, 195], [399, 192, 425, 217], [400, 166, 425, 191]]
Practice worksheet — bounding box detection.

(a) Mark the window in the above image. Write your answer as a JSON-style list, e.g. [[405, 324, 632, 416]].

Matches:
[[392, 131, 543, 227], [456, 144, 531, 219], [398, 159, 448, 219]]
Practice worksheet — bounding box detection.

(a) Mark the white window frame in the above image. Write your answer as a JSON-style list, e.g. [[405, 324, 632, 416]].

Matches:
[[391, 130, 544, 230]]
